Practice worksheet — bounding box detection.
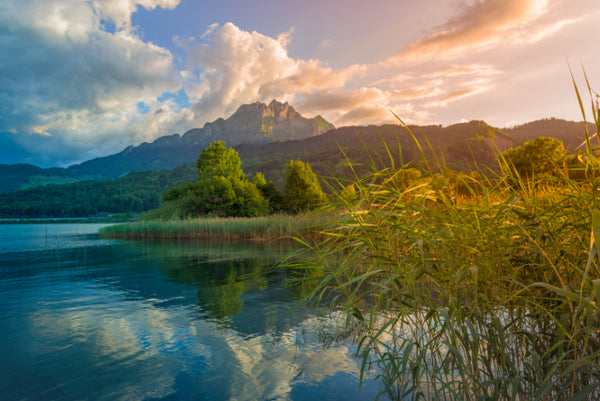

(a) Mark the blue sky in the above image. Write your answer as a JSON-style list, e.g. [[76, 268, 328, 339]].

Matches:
[[1, 0, 598, 167]]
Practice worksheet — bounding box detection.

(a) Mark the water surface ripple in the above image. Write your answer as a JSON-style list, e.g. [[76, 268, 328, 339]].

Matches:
[[0, 224, 381, 401]]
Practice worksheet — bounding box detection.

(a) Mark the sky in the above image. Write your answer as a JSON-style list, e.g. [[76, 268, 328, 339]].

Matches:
[[0, 0, 598, 167]]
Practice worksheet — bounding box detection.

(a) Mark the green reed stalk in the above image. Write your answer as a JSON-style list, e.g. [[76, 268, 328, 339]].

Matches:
[[100, 213, 328, 241], [285, 72, 600, 400]]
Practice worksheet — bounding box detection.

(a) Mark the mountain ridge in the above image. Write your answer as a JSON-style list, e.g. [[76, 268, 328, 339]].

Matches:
[[0, 103, 591, 195], [0, 100, 334, 192], [0, 118, 593, 218]]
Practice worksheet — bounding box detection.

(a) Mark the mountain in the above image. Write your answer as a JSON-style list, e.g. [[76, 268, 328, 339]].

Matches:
[[0, 100, 334, 192], [0, 120, 517, 218], [0, 163, 79, 194], [503, 118, 595, 151], [65, 100, 333, 179], [0, 108, 592, 196]]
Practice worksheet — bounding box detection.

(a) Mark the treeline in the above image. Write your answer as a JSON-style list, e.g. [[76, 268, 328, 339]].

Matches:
[[0, 121, 522, 218], [146, 141, 325, 219], [0, 164, 196, 218]]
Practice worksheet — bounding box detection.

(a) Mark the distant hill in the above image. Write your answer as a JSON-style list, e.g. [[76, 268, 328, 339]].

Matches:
[[502, 118, 595, 151], [0, 113, 592, 197], [66, 100, 334, 179], [0, 163, 79, 194], [0, 120, 516, 218], [0, 100, 333, 193]]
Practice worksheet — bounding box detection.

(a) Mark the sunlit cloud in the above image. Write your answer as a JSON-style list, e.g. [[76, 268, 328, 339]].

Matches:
[[336, 105, 394, 126], [427, 87, 483, 107], [393, 0, 569, 61], [428, 64, 499, 78], [296, 88, 388, 112], [179, 22, 360, 125], [0, 0, 185, 165], [0, 0, 596, 167]]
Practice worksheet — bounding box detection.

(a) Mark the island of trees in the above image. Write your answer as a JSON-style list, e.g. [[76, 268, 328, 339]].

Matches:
[[145, 140, 326, 220]]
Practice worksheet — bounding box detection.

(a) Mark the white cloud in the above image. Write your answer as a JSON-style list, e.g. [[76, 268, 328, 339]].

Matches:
[[393, 0, 574, 61], [0, 0, 185, 165], [0, 0, 596, 167], [179, 22, 355, 124], [92, 0, 181, 32]]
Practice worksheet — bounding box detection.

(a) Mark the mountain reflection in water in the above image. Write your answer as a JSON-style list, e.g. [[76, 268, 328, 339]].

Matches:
[[0, 224, 381, 401]]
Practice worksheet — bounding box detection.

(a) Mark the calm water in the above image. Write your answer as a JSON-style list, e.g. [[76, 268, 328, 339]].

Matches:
[[0, 224, 381, 401]]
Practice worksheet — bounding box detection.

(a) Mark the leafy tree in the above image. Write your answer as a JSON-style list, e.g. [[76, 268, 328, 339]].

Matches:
[[502, 137, 566, 179], [282, 160, 326, 213], [230, 179, 269, 217], [154, 142, 269, 218], [252, 172, 267, 188], [253, 172, 283, 213], [197, 141, 244, 181], [162, 182, 198, 202]]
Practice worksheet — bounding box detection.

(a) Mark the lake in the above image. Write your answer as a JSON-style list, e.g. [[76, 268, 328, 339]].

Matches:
[[0, 224, 382, 401]]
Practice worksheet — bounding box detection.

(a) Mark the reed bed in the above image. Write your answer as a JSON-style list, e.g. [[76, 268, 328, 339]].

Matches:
[[284, 75, 600, 400], [99, 213, 327, 241]]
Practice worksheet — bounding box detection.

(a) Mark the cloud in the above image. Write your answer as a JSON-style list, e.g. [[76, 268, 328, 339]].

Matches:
[[394, 0, 568, 60], [0, 0, 185, 166], [296, 88, 387, 112], [336, 105, 393, 126], [179, 23, 359, 125], [319, 39, 335, 49], [92, 0, 181, 32], [171, 20, 506, 128], [201, 22, 220, 38], [427, 87, 482, 107], [1, 0, 593, 167]]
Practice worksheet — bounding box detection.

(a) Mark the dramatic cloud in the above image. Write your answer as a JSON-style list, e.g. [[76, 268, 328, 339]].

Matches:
[[178, 22, 359, 125], [0, 0, 185, 166], [394, 0, 570, 60], [0, 0, 595, 167]]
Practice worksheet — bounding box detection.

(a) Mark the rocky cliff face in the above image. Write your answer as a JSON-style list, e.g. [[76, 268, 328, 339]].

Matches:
[[181, 100, 334, 146], [64, 100, 335, 179]]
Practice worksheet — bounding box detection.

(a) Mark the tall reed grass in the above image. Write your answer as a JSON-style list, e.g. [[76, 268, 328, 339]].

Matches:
[[285, 71, 600, 400], [100, 213, 327, 241]]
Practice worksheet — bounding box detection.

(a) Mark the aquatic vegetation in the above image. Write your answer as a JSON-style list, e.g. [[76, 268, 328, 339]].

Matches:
[[285, 73, 600, 400], [99, 213, 327, 241]]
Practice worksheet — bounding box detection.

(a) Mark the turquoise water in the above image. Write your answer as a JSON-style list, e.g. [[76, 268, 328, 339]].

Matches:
[[0, 224, 381, 401]]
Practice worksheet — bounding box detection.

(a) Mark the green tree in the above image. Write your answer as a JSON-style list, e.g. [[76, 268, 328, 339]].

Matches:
[[502, 137, 566, 179], [253, 172, 283, 213], [282, 160, 326, 213], [197, 141, 245, 181], [252, 172, 267, 188], [230, 179, 269, 217]]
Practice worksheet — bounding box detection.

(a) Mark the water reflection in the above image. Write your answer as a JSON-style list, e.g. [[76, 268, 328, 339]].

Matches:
[[0, 227, 381, 401]]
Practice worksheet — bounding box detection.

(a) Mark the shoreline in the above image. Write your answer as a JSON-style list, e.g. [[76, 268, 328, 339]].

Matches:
[[99, 213, 328, 242]]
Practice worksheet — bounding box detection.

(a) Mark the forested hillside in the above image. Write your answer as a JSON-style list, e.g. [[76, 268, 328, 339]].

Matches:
[[0, 100, 333, 193], [0, 165, 196, 218], [503, 118, 594, 151], [0, 120, 512, 218]]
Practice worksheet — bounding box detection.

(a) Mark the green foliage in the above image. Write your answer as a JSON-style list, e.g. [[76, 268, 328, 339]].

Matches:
[[282, 160, 326, 213], [501, 136, 566, 180], [258, 181, 283, 213], [197, 141, 245, 181], [252, 172, 267, 188], [153, 141, 269, 218], [101, 213, 328, 240], [1, 120, 589, 218], [253, 172, 283, 213], [161, 182, 198, 202], [285, 121, 600, 400], [229, 178, 269, 217], [197, 176, 237, 216], [0, 164, 197, 218]]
